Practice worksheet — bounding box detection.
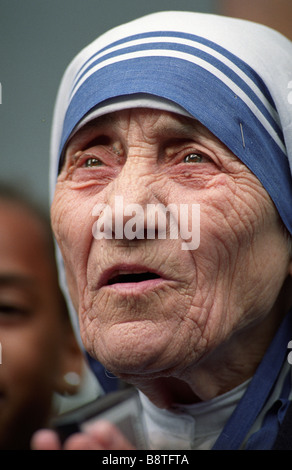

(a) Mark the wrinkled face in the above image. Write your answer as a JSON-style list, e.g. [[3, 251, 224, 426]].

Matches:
[[52, 109, 291, 382]]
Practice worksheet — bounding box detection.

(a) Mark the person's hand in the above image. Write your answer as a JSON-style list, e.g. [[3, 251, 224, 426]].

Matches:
[[31, 420, 136, 450]]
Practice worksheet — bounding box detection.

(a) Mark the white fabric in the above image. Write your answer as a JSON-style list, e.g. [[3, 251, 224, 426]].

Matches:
[[73, 94, 192, 136], [139, 380, 250, 450], [50, 11, 292, 198]]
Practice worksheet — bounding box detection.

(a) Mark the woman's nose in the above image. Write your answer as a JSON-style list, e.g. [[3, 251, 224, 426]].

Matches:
[[93, 160, 159, 241]]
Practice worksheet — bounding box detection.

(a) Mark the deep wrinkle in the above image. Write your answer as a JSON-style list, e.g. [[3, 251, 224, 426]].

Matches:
[[52, 109, 292, 405]]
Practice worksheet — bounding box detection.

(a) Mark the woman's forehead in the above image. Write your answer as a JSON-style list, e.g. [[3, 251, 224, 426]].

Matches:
[[66, 109, 210, 150]]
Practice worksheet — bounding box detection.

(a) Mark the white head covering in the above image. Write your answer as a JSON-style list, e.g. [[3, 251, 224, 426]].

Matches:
[[49, 11, 292, 334], [50, 10, 292, 233]]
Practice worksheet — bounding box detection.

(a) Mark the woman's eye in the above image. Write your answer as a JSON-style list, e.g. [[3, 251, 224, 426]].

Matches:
[[183, 153, 204, 163], [0, 304, 29, 317], [84, 156, 103, 167]]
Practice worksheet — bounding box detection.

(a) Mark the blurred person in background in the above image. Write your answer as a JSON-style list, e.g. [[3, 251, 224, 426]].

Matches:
[[0, 185, 100, 450]]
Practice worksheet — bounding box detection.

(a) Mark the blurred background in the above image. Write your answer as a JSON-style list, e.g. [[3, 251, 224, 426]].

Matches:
[[0, 0, 291, 213]]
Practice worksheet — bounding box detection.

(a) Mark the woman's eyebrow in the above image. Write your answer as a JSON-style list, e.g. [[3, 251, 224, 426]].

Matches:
[[75, 135, 111, 152], [160, 123, 199, 139], [68, 115, 201, 156], [0, 274, 35, 287], [151, 114, 201, 137]]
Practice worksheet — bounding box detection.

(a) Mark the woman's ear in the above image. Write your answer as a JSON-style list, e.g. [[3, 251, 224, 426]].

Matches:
[[54, 322, 84, 396]]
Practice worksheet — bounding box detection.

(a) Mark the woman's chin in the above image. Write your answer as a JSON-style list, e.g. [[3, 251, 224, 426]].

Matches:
[[89, 322, 178, 379]]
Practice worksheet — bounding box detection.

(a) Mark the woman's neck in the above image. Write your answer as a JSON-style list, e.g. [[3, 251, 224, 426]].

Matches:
[[130, 305, 287, 409]]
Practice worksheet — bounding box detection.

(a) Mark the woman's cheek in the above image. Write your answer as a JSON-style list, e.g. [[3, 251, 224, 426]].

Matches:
[[51, 186, 69, 241], [52, 187, 86, 242], [51, 189, 87, 295]]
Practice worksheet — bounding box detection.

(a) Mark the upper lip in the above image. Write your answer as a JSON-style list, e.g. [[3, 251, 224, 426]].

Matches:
[[97, 264, 166, 288]]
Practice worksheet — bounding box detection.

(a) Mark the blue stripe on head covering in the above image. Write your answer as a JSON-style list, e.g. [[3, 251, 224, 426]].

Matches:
[[58, 30, 292, 235]]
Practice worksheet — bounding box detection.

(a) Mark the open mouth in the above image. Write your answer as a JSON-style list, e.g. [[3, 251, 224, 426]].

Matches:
[[97, 264, 167, 291], [107, 272, 161, 286]]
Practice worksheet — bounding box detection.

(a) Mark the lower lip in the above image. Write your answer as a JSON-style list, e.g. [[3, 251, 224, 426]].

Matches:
[[103, 277, 165, 294]]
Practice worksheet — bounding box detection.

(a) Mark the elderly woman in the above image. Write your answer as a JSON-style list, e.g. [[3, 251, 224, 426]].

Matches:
[[33, 11, 292, 450]]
